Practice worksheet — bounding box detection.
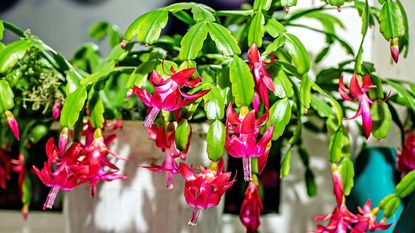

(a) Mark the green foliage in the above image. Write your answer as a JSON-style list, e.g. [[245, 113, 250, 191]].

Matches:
[[0, 80, 14, 112], [179, 22, 209, 60], [124, 9, 169, 43], [175, 120, 191, 151], [379, 0, 405, 40], [60, 87, 87, 128], [267, 98, 291, 140], [229, 56, 254, 106], [207, 120, 226, 161]]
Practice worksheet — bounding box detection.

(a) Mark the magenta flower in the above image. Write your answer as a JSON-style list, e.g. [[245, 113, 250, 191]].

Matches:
[[313, 165, 358, 233], [180, 159, 235, 226], [353, 200, 391, 232], [225, 104, 274, 181], [247, 43, 276, 109], [133, 68, 209, 127], [240, 182, 263, 233], [0, 149, 11, 189], [339, 73, 376, 139], [72, 129, 126, 196], [397, 132, 415, 175], [142, 123, 181, 191], [33, 138, 86, 209], [4, 110, 19, 141]]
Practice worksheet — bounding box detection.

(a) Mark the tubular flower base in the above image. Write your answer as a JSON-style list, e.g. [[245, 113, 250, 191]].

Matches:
[[133, 67, 209, 128], [180, 159, 235, 226], [225, 104, 274, 181], [338, 73, 377, 139], [240, 182, 263, 233], [397, 132, 415, 175]]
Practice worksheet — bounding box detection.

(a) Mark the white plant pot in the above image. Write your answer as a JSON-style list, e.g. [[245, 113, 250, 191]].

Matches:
[[64, 121, 223, 233]]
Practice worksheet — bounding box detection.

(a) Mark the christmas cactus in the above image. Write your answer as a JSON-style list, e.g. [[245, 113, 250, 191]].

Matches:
[[0, 0, 415, 232]]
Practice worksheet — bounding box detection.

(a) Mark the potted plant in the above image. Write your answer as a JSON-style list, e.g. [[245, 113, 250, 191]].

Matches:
[[1, 0, 415, 232]]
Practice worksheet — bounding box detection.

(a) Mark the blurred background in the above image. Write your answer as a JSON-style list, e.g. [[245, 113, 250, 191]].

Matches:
[[0, 0, 413, 233]]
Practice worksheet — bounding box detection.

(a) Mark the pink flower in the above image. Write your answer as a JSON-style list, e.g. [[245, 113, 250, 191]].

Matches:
[[313, 166, 358, 233], [71, 129, 126, 196], [225, 104, 274, 181], [248, 44, 276, 109], [133, 68, 209, 127], [4, 110, 19, 141], [339, 73, 376, 139], [142, 123, 181, 191], [33, 138, 87, 209], [0, 149, 11, 189], [180, 160, 235, 226], [240, 182, 263, 233], [397, 132, 415, 175], [353, 200, 391, 233]]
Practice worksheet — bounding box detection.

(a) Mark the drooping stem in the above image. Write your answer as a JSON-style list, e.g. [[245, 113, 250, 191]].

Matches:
[[242, 157, 252, 182], [188, 207, 201, 226], [43, 186, 60, 210], [143, 107, 160, 128]]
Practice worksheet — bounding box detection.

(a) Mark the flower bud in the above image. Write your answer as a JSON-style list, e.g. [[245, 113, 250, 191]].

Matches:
[[5, 111, 19, 141], [120, 40, 128, 49], [59, 127, 69, 155], [52, 101, 61, 120], [390, 38, 399, 64]]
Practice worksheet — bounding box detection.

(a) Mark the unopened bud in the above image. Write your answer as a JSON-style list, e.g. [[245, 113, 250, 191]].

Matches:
[[390, 38, 399, 64], [59, 127, 69, 155], [5, 111, 19, 141], [52, 102, 61, 120], [120, 39, 128, 49], [22, 204, 29, 221]]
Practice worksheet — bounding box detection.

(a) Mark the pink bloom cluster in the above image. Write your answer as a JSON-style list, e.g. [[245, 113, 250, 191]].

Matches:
[[313, 166, 390, 233], [397, 132, 415, 175], [33, 120, 125, 210]]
